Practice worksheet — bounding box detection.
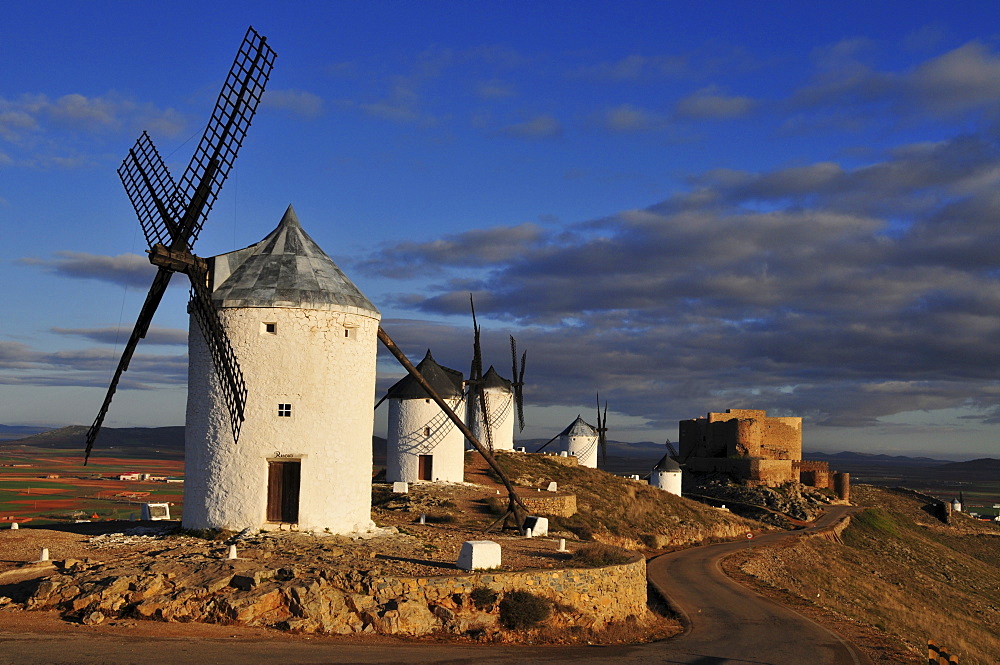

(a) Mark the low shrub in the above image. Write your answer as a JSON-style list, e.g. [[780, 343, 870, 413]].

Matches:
[[499, 590, 551, 630], [571, 543, 632, 567], [470, 586, 498, 610]]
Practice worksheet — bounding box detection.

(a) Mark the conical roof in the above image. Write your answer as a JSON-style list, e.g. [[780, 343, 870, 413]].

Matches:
[[559, 415, 596, 438], [210, 205, 379, 314], [653, 454, 682, 472], [386, 350, 464, 400], [481, 366, 512, 392]]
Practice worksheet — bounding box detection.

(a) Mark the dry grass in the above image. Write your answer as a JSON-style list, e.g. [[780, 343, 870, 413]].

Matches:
[[493, 452, 758, 549], [734, 485, 1000, 665]]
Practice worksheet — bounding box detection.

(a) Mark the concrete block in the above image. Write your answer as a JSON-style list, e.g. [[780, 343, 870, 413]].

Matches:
[[546, 481, 557, 492], [141, 503, 170, 521], [523, 516, 548, 537], [392, 481, 409, 494], [457, 540, 501, 571]]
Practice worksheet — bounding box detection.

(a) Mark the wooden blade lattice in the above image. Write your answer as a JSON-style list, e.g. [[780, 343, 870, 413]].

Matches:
[[85, 27, 273, 462], [118, 132, 179, 248], [173, 26, 275, 247], [188, 272, 247, 444], [85, 268, 174, 462], [510, 335, 526, 432]]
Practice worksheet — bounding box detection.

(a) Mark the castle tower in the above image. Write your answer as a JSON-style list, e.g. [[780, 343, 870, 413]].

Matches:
[[558, 415, 599, 468], [183, 205, 380, 533], [650, 454, 682, 496], [469, 366, 515, 452], [385, 350, 466, 483]]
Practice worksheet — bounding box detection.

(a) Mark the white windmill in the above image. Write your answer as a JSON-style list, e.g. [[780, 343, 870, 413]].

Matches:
[[558, 416, 600, 468], [186, 205, 381, 532], [465, 297, 527, 452], [383, 350, 466, 483], [83, 30, 381, 534]]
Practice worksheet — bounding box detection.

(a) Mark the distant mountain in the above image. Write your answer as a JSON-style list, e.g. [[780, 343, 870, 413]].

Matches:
[[0, 424, 54, 441], [933, 458, 1000, 477], [804, 451, 949, 466], [1, 425, 184, 459]]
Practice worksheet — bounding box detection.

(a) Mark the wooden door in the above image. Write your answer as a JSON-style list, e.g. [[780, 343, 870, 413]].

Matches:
[[267, 460, 300, 522], [418, 454, 433, 481]]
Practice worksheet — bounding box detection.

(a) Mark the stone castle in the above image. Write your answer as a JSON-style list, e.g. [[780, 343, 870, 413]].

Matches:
[[679, 409, 848, 497]]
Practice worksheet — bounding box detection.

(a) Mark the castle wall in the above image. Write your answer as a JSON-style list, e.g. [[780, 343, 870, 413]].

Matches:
[[386, 396, 465, 483], [684, 457, 796, 485], [678, 409, 803, 486], [794, 460, 830, 488], [185, 305, 379, 534]]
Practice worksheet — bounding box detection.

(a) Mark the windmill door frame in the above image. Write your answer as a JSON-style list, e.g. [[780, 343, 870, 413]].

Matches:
[[267, 459, 300, 523], [418, 454, 433, 481]]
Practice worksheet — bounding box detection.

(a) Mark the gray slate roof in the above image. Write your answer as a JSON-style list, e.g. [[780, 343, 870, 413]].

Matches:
[[386, 350, 465, 400], [210, 205, 379, 314], [481, 366, 512, 392], [559, 415, 596, 438], [653, 454, 682, 472]]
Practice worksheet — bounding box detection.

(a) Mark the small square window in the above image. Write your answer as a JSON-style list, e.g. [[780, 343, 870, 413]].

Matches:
[[343, 327, 357, 339], [262, 322, 277, 335], [423, 426, 431, 437], [278, 403, 292, 417]]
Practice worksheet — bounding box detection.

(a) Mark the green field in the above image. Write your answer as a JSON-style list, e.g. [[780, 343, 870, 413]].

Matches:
[[0, 447, 184, 525]]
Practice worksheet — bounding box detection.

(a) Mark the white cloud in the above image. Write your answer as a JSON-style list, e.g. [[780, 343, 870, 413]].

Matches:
[[20, 252, 157, 287], [497, 114, 562, 140], [264, 89, 324, 118], [674, 85, 755, 120]]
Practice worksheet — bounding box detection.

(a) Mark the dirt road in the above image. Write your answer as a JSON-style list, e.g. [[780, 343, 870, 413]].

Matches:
[[0, 507, 872, 665]]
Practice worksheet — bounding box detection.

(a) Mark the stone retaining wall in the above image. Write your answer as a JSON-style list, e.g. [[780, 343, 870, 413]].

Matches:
[[375, 551, 647, 625], [518, 492, 577, 517], [536, 453, 579, 466]]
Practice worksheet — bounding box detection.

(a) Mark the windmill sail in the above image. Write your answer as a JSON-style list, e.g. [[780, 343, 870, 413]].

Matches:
[[84, 26, 275, 462]]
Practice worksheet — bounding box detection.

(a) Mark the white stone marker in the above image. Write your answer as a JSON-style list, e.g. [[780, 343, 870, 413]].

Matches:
[[141, 503, 170, 521], [557, 538, 568, 552], [524, 527, 533, 538], [547, 481, 557, 492], [10, 522, 18, 530], [392, 481, 409, 494], [39, 548, 49, 562], [560, 451, 568, 457], [227, 544, 238, 560], [457, 540, 501, 571], [523, 516, 549, 537], [419, 513, 426, 525]]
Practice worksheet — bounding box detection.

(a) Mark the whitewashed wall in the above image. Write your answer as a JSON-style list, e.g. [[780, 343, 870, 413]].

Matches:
[[562, 433, 599, 468], [470, 386, 514, 451], [386, 396, 465, 483], [184, 305, 379, 533], [650, 469, 682, 496]]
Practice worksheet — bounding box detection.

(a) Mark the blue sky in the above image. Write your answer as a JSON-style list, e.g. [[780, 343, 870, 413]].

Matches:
[[3, 1, 1000, 459]]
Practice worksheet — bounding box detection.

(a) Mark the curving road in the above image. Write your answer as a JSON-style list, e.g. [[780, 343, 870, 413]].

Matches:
[[0, 507, 871, 665], [645, 505, 872, 665]]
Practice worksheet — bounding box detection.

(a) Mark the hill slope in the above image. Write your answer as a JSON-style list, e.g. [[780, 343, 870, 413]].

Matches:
[[491, 452, 760, 550], [732, 485, 1000, 664]]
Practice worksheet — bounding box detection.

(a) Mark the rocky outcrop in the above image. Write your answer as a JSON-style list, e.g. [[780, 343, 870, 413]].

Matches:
[[27, 551, 647, 637], [692, 480, 832, 525]]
